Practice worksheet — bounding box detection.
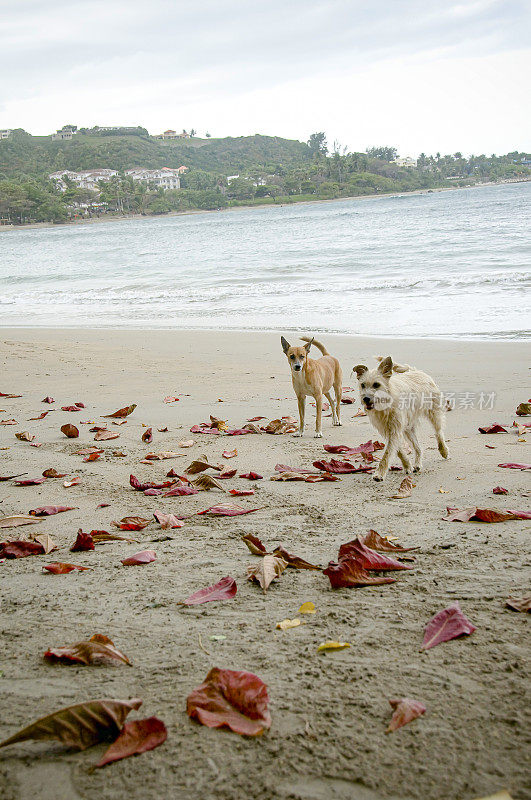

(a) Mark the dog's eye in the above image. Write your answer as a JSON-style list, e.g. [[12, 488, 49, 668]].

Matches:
[[373, 382, 381, 389], [290, 354, 295, 359], [360, 383, 365, 389]]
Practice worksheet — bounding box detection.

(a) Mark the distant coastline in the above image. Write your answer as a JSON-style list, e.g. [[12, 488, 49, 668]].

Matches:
[[1, 177, 528, 232]]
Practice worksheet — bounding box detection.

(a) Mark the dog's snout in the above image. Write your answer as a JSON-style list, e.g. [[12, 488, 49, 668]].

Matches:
[[293, 364, 302, 371], [363, 396, 371, 405]]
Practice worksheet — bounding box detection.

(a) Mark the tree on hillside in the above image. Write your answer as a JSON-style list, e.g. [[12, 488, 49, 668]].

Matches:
[[366, 146, 397, 162], [205, 132, 211, 138], [308, 132, 327, 157]]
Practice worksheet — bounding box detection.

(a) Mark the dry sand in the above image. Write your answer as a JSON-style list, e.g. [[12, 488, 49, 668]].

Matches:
[[0, 329, 529, 800]]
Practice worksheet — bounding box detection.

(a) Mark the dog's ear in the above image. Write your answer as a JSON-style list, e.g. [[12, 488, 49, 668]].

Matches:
[[353, 364, 368, 379], [304, 337, 314, 354], [281, 336, 291, 354], [378, 356, 393, 377]]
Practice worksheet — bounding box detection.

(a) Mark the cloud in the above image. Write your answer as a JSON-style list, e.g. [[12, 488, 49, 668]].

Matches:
[[0, 0, 529, 153]]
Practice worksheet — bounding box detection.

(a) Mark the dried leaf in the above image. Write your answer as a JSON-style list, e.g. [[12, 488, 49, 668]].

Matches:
[[298, 601, 316, 615], [339, 538, 412, 570], [91, 531, 137, 545], [0, 515, 41, 529], [28, 532, 56, 554], [29, 506, 77, 517], [443, 507, 531, 522], [516, 402, 531, 416], [95, 430, 119, 441], [242, 533, 268, 555], [0, 698, 142, 751], [61, 405, 81, 412], [64, 477, 81, 488], [61, 423, 79, 438], [317, 641, 350, 652], [42, 396, 54, 403], [239, 471, 263, 480], [164, 396, 179, 403], [153, 511, 185, 529], [157, 426, 168, 432], [222, 448, 238, 459], [497, 462, 531, 470], [104, 404, 137, 418], [0, 540, 45, 558], [185, 457, 221, 475], [421, 601, 476, 650], [0, 392, 22, 398], [386, 697, 426, 733], [478, 424, 508, 434], [218, 468, 237, 479], [15, 431, 35, 442], [0, 419, 18, 425], [43, 562, 91, 574], [121, 550, 156, 565], [183, 576, 237, 605], [70, 530, 95, 551], [493, 486, 508, 495], [130, 474, 175, 492], [324, 440, 384, 456], [30, 411, 51, 420], [190, 474, 225, 491], [42, 468, 67, 478], [229, 488, 255, 496], [143, 451, 182, 461], [187, 667, 270, 736], [96, 717, 167, 767], [323, 559, 397, 588], [14, 477, 46, 486], [163, 485, 198, 497], [112, 517, 151, 531], [198, 504, 262, 517], [313, 459, 373, 474], [246, 555, 287, 591], [75, 446, 103, 455], [44, 636, 131, 666], [84, 452, 102, 462], [391, 476, 414, 499], [272, 545, 320, 570], [361, 529, 417, 552], [141, 428, 153, 443], [276, 618, 301, 630], [505, 596, 531, 612], [178, 440, 195, 448]]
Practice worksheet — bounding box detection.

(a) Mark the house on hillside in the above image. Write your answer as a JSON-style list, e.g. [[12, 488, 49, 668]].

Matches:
[[226, 175, 239, 184], [392, 156, 417, 168], [51, 129, 74, 141], [49, 169, 118, 191], [125, 167, 181, 189], [158, 130, 177, 140], [0, 129, 12, 139]]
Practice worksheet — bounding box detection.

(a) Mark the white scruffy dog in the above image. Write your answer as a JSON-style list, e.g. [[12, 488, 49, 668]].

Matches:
[[353, 356, 449, 481]]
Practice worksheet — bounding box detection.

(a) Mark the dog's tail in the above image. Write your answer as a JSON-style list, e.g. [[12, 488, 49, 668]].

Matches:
[[301, 336, 329, 356]]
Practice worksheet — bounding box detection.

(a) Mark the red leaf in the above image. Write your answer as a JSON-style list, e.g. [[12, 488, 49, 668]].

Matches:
[[197, 504, 262, 516], [183, 576, 237, 605], [164, 396, 179, 403], [162, 485, 199, 497], [323, 560, 396, 588], [324, 440, 384, 455], [247, 416, 266, 421], [222, 449, 238, 459], [61, 405, 81, 412], [14, 477, 46, 486], [121, 550, 156, 565], [239, 472, 263, 480], [42, 468, 67, 478], [61, 423, 79, 438], [43, 562, 91, 574], [229, 488, 255, 496], [130, 474, 175, 492], [421, 601, 476, 650], [96, 717, 167, 767], [29, 506, 77, 517], [112, 517, 151, 531], [0, 540, 45, 558], [70, 530, 95, 551], [361, 529, 417, 552], [339, 538, 412, 570], [386, 698, 426, 733], [96, 503, 110, 508], [443, 506, 531, 522], [187, 667, 271, 736], [103, 404, 137, 418], [218, 468, 237, 479], [153, 511, 185, 529], [272, 546, 320, 570], [478, 424, 508, 434], [94, 430, 119, 441], [493, 486, 508, 495], [274, 463, 316, 474], [84, 452, 102, 462], [42, 396, 54, 403], [0, 392, 22, 398], [242, 533, 268, 555], [141, 428, 153, 443], [30, 411, 51, 420], [498, 462, 531, 470], [313, 459, 373, 474]]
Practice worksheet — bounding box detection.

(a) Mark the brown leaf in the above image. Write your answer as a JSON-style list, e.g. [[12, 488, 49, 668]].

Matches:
[[386, 697, 426, 733], [112, 517, 151, 531], [63, 476, 81, 488], [505, 596, 531, 612], [94, 430, 119, 441], [246, 555, 287, 591], [43, 562, 91, 574], [44, 636, 131, 666], [323, 559, 396, 588], [143, 451, 182, 461], [272, 546, 320, 570], [141, 428, 153, 443], [0, 698, 142, 750], [103, 404, 137, 418], [191, 474, 226, 491], [61, 423, 79, 438], [70, 530, 95, 551], [42, 468, 67, 478], [74, 446, 103, 455], [187, 668, 270, 736], [96, 717, 167, 767], [0, 515, 41, 529], [91, 531, 138, 544], [28, 532, 57, 554], [361, 529, 417, 552], [14, 477, 46, 486], [391, 476, 413, 499], [185, 456, 221, 475], [153, 511, 185, 529], [242, 533, 268, 555], [442, 507, 531, 522], [29, 505, 77, 517], [15, 431, 35, 442], [222, 448, 238, 459], [516, 402, 531, 416], [42, 396, 54, 403], [29, 411, 51, 420], [0, 540, 45, 558]]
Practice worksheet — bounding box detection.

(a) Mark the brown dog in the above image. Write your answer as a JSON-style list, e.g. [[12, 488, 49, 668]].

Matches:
[[281, 336, 343, 437]]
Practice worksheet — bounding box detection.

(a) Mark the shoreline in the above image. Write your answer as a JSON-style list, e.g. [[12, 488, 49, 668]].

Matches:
[[1, 177, 528, 233]]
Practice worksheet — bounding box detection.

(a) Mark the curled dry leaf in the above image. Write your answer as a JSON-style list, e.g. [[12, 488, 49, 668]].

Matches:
[[70, 530, 95, 551], [44, 635, 131, 666], [112, 517, 151, 531], [516, 402, 531, 416], [229, 488, 255, 496], [91, 531, 137, 544], [15, 431, 35, 442], [183, 576, 237, 605], [313, 459, 373, 474], [61, 423, 79, 438], [498, 462, 531, 470], [218, 468, 237, 479], [0, 540, 45, 558], [246, 555, 287, 591], [75, 446, 103, 455], [163, 485, 198, 497], [1, 419, 18, 425], [443, 507, 531, 522], [42, 396, 54, 403], [121, 550, 156, 565], [493, 486, 508, 495], [104, 404, 137, 418], [130, 475, 175, 492], [239, 472, 263, 480], [222, 448, 238, 459], [191, 474, 226, 491], [64, 477, 81, 488], [242, 533, 268, 555], [95, 430, 120, 441], [198, 503, 262, 516], [157, 426, 168, 432], [386, 697, 426, 733], [421, 601, 476, 650], [505, 596, 531, 612], [361, 529, 417, 552], [274, 464, 317, 474], [339, 539, 412, 571], [141, 428, 153, 443], [42, 468, 67, 478], [61, 405, 81, 412], [30, 411, 51, 420], [272, 545, 320, 570], [187, 667, 271, 736], [317, 641, 351, 652], [323, 560, 396, 588], [0, 698, 142, 751], [324, 440, 384, 456], [0, 515, 41, 529], [84, 452, 102, 462], [478, 424, 508, 434], [298, 601, 316, 615], [14, 477, 46, 486], [143, 452, 182, 461], [0, 392, 22, 398], [178, 440, 195, 448], [28, 532, 56, 554], [185, 457, 221, 475], [29, 505, 77, 517], [276, 618, 301, 630], [153, 511, 185, 529], [391, 476, 414, 499], [164, 396, 179, 403], [96, 716, 167, 767], [43, 562, 91, 574]]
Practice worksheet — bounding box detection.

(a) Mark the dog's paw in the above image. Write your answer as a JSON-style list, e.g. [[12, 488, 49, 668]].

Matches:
[[314, 432, 323, 438], [332, 420, 342, 426], [413, 465, 422, 473], [373, 474, 385, 482], [292, 432, 303, 438]]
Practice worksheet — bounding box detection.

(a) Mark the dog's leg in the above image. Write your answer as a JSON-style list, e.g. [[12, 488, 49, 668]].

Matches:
[[293, 395, 305, 437], [374, 420, 401, 481], [314, 394, 323, 437], [428, 408, 449, 459], [325, 391, 339, 426], [397, 447, 412, 474], [333, 379, 342, 426], [405, 428, 422, 472]]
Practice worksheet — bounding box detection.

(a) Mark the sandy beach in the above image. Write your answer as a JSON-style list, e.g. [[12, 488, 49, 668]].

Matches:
[[0, 328, 529, 800]]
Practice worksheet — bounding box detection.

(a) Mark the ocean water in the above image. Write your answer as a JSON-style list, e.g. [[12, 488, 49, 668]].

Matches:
[[1, 182, 529, 339]]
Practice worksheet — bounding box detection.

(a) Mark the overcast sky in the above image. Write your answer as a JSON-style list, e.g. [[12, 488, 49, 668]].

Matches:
[[1, 0, 529, 155]]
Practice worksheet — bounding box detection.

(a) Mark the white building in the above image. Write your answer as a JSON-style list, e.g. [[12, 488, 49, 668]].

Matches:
[[125, 167, 181, 189], [226, 174, 239, 184], [51, 130, 74, 141], [393, 156, 417, 168], [0, 129, 12, 139], [49, 169, 118, 191]]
